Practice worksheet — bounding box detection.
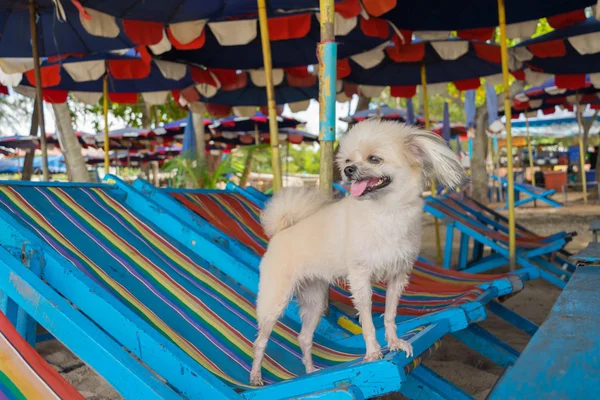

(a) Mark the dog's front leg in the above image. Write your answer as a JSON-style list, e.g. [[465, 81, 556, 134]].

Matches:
[[348, 272, 382, 362], [384, 273, 413, 357]]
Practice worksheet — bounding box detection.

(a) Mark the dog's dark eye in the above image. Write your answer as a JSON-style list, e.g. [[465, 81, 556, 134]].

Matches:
[[368, 155, 382, 164], [345, 159, 351, 164]]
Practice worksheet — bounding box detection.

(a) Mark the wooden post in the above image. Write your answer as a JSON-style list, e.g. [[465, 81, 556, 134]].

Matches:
[[28, 0, 49, 181], [318, 0, 337, 197], [420, 64, 443, 265], [257, 0, 283, 192], [497, 0, 517, 271]]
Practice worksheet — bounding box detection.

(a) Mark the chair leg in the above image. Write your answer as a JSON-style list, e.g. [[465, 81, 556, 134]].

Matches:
[[402, 365, 474, 400], [451, 325, 519, 368]]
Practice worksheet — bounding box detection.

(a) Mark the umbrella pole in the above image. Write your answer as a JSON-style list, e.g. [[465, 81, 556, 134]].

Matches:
[[103, 73, 110, 173], [497, 0, 516, 271], [257, 0, 282, 192], [28, 0, 49, 181], [575, 94, 588, 205], [420, 64, 442, 265], [317, 0, 336, 197]]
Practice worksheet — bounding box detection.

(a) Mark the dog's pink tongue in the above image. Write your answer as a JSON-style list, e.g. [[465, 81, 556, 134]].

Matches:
[[351, 180, 369, 197]]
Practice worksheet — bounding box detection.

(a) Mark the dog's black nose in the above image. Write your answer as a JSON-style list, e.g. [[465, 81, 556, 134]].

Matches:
[[344, 165, 357, 178]]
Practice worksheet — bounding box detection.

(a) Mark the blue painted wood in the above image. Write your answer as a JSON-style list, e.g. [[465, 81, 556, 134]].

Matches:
[[489, 266, 600, 399], [452, 325, 519, 367], [225, 182, 267, 206], [491, 175, 562, 209], [458, 233, 469, 270], [0, 201, 241, 399], [15, 245, 40, 347], [425, 199, 565, 288], [243, 322, 448, 400], [487, 301, 538, 336], [0, 245, 187, 400], [401, 365, 474, 400], [443, 222, 454, 269]]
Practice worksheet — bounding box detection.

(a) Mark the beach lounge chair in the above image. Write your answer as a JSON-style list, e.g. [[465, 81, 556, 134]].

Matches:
[[491, 175, 562, 209], [425, 196, 572, 288], [0, 311, 84, 399], [126, 178, 540, 368], [0, 181, 462, 399], [445, 193, 575, 263]]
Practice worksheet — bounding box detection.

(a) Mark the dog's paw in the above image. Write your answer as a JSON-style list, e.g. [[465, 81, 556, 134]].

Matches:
[[250, 371, 264, 386], [305, 365, 317, 374], [388, 338, 413, 358], [363, 350, 383, 362]]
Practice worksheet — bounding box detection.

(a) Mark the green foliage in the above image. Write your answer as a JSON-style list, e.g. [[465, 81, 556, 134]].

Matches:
[[162, 149, 246, 189]]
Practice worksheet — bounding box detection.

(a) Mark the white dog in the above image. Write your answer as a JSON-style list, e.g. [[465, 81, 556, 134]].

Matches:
[[250, 119, 466, 385]]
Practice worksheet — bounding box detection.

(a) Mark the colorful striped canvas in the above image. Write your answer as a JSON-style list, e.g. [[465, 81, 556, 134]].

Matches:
[[170, 191, 510, 315], [0, 312, 84, 400], [0, 186, 438, 388]]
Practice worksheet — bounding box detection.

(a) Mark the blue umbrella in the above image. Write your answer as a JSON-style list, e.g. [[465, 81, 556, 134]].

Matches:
[[0, 6, 132, 57], [341, 104, 424, 123], [181, 112, 197, 157], [486, 82, 498, 125], [344, 40, 501, 89], [211, 112, 301, 133], [60, 0, 324, 23], [157, 13, 389, 69], [464, 90, 476, 128], [514, 18, 600, 77], [406, 98, 416, 125], [441, 102, 451, 142], [365, 0, 591, 31]]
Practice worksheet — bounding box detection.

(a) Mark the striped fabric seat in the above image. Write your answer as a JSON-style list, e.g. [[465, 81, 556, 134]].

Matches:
[[170, 191, 510, 316], [0, 186, 438, 388], [0, 312, 84, 399]]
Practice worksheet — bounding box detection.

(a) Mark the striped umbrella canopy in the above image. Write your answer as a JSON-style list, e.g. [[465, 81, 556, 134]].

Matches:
[[512, 18, 600, 89]]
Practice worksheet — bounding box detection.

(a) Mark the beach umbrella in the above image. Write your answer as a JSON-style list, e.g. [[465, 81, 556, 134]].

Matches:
[[406, 98, 416, 125], [181, 113, 197, 157], [340, 104, 424, 124], [512, 18, 600, 87], [210, 112, 302, 133], [362, 0, 594, 270], [359, 0, 592, 35], [441, 102, 451, 142], [343, 39, 503, 95]]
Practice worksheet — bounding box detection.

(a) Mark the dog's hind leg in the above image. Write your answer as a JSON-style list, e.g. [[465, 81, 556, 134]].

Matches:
[[250, 264, 295, 386], [296, 279, 329, 374], [348, 272, 382, 362], [384, 273, 413, 357]]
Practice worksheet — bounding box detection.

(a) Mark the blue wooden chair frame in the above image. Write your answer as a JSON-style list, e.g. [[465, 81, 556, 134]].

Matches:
[[0, 180, 474, 400], [126, 178, 549, 373], [445, 194, 575, 272], [425, 196, 571, 288], [491, 175, 562, 209]]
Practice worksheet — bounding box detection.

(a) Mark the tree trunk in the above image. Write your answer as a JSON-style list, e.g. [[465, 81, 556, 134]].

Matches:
[[22, 98, 39, 181], [52, 102, 89, 182], [471, 106, 489, 204], [239, 148, 256, 188]]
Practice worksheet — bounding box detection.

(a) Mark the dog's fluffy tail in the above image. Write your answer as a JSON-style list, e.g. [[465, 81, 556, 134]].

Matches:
[[261, 186, 332, 238]]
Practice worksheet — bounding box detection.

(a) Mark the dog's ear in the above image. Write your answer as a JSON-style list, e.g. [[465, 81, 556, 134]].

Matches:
[[404, 129, 466, 189]]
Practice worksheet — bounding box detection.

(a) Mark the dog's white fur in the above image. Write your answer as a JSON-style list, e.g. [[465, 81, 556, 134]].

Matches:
[[250, 120, 466, 385]]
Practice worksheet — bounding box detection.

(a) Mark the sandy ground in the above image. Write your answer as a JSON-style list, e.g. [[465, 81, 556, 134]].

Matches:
[[35, 197, 598, 399]]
